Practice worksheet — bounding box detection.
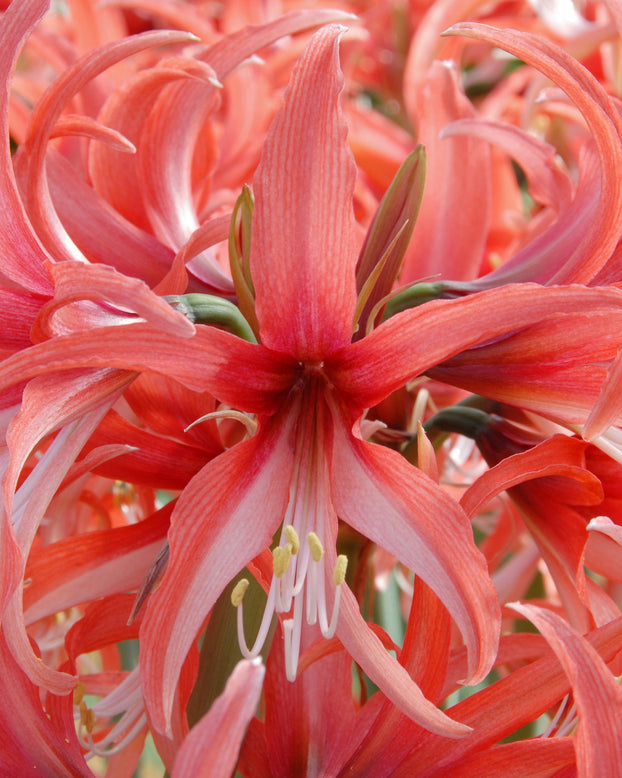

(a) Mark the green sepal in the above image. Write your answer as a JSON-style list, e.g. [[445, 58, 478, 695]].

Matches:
[[354, 146, 426, 336], [381, 281, 449, 321], [167, 293, 257, 343], [402, 399, 494, 464], [229, 185, 261, 340]]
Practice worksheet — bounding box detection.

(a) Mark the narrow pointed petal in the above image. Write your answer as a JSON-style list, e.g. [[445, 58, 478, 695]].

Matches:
[[394, 617, 622, 774], [171, 659, 265, 778], [141, 415, 295, 736], [0, 323, 299, 415], [20, 29, 200, 266], [4, 369, 132, 519], [583, 346, 622, 440], [330, 412, 500, 686], [401, 61, 491, 284], [37, 260, 195, 339], [429, 738, 575, 777], [263, 623, 357, 775], [46, 151, 176, 287], [586, 517, 622, 580], [442, 118, 572, 213], [460, 435, 601, 520], [23, 504, 171, 623], [252, 25, 358, 360], [337, 586, 470, 738], [329, 284, 622, 416], [510, 602, 622, 776], [203, 9, 358, 81]]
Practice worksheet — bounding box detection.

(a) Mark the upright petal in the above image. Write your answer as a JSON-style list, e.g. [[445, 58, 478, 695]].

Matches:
[[401, 61, 491, 284], [252, 25, 358, 360]]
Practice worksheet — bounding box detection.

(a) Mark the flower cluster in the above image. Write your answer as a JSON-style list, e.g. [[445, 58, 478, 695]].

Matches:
[[2, 0, 622, 775]]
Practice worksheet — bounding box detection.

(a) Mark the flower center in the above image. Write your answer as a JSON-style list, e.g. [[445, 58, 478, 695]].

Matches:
[[231, 377, 347, 680]]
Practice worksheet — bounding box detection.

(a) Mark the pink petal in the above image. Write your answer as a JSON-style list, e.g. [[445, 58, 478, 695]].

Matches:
[[23, 504, 171, 623], [252, 24, 358, 360], [509, 602, 622, 776], [140, 414, 296, 736], [330, 411, 500, 687], [136, 61, 222, 252], [0, 322, 299, 415], [338, 586, 472, 739], [583, 345, 622, 440], [585, 516, 622, 580], [262, 622, 357, 774], [0, 632, 92, 777], [38, 260, 195, 339], [330, 284, 622, 416], [427, 738, 575, 777], [442, 117, 572, 213], [202, 9, 358, 80], [445, 23, 622, 285], [460, 435, 601, 519], [401, 61, 491, 284], [21, 30, 200, 267], [0, 0, 52, 294], [89, 63, 212, 235], [171, 659, 265, 778], [45, 150, 176, 288], [395, 616, 622, 774], [4, 369, 132, 521]]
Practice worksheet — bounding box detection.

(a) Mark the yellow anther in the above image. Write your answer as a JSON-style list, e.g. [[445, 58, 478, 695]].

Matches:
[[307, 532, 324, 562], [73, 682, 86, 705], [333, 555, 348, 586], [273, 544, 292, 578], [84, 709, 95, 734], [284, 525, 300, 554], [79, 701, 95, 734], [231, 578, 250, 607]]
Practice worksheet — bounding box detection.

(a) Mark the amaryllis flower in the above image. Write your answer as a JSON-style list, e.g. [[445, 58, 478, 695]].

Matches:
[[6, 11, 622, 751], [0, 21, 500, 740]]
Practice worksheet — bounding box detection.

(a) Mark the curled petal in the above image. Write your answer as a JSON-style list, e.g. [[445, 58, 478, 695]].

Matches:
[[0, 0, 52, 293], [509, 602, 622, 776], [21, 30, 200, 265], [444, 23, 622, 284], [585, 516, 622, 580]]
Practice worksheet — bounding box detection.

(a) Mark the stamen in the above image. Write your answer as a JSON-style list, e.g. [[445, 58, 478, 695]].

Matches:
[[273, 544, 292, 578], [307, 532, 324, 561], [73, 681, 86, 705], [333, 555, 348, 586], [284, 524, 300, 554], [231, 578, 250, 607], [79, 701, 95, 734]]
